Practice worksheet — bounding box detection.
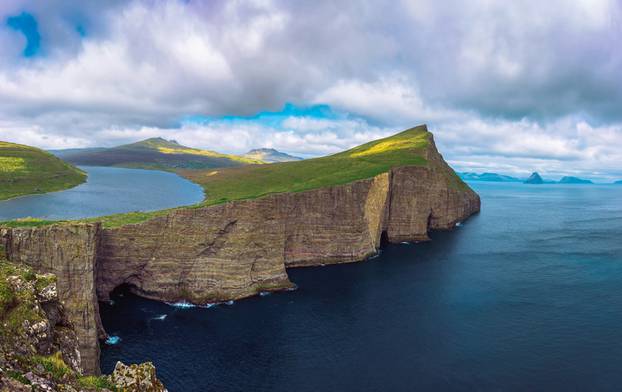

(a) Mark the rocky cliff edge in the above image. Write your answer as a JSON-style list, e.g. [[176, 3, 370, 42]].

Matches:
[[0, 130, 480, 375]]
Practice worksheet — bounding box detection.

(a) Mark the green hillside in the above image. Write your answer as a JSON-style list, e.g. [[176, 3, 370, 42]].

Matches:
[[0, 141, 86, 200], [56, 137, 262, 170], [1, 125, 466, 228], [181, 125, 431, 205]]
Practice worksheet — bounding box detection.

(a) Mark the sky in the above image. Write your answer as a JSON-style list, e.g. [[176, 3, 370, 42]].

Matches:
[[0, 0, 621, 180]]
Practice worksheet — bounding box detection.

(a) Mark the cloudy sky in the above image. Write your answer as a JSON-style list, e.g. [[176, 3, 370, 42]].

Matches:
[[1, 0, 621, 180]]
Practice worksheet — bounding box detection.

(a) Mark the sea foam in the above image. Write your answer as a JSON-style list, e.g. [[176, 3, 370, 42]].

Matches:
[[105, 335, 121, 345]]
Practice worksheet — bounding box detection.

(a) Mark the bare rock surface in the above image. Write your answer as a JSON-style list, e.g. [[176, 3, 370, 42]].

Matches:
[[0, 224, 103, 375], [111, 361, 167, 392], [1, 132, 480, 378]]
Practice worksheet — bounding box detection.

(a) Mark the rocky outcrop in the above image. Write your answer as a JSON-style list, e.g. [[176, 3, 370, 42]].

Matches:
[[0, 224, 103, 375], [111, 361, 166, 392], [96, 134, 479, 301], [1, 132, 480, 376], [0, 258, 166, 390]]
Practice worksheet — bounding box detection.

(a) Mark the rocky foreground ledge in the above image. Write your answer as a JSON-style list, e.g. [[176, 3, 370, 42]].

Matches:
[[0, 255, 166, 391], [0, 130, 480, 376]]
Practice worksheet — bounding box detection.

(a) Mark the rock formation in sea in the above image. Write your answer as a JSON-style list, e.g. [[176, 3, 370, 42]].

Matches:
[[0, 130, 480, 375], [524, 172, 544, 184]]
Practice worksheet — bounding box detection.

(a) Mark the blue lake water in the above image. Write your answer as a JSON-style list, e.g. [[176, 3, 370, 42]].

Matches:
[[100, 182, 622, 391], [0, 166, 204, 220]]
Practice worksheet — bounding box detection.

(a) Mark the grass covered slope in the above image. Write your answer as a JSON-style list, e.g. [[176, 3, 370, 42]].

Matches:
[[0, 141, 86, 200], [58, 137, 262, 170], [1, 125, 462, 229], [181, 125, 430, 205]]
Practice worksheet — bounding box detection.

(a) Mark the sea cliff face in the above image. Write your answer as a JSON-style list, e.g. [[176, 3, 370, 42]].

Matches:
[[0, 134, 480, 375], [0, 224, 103, 375], [96, 136, 479, 304]]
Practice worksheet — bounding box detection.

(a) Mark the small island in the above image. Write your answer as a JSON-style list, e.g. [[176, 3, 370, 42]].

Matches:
[[558, 176, 593, 184], [524, 172, 544, 184], [0, 142, 86, 201]]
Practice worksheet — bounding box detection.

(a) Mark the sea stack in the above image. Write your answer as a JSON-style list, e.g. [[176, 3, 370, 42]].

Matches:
[[524, 172, 544, 184]]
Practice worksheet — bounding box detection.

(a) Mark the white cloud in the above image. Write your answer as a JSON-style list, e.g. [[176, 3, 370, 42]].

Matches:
[[0, 0, 621, 179]]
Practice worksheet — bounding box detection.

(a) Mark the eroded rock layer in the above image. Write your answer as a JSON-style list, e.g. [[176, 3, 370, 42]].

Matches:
[[96, 135, 480, 301], [0, 224, 103, 375], [1, 133, 480, 375]]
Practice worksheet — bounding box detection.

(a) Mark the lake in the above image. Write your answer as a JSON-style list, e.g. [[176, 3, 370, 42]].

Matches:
[[100, 182, 622, 391], [0, 166, 204, 220]]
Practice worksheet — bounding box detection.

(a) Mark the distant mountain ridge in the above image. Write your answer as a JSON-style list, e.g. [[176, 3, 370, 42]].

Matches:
[[559, 176, 593, 184], [459, 172, 521, 182], [460, 171, 596, 184], [53, 137, 261, 170], [615, 180, 622, 185], [243, 148, 302, 163]]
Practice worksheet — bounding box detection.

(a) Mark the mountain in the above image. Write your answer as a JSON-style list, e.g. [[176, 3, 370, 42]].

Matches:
[[558, 176, 593, 184], [614, 180, 622, 184], [0, 141, 86, 200], [243, 148, 302, 163], [55, 137, 261, 170], [459, 172, 521, 182], [524, 172, 544, 184]]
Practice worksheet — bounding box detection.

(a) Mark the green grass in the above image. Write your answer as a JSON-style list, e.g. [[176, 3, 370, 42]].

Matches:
[[0, 141, 86, 200], [181, 126, 430, 205], [58, 137, 262, 170], [79, 210, 173, 228], [0, 126, 468, 229], [79, 375, 118, 391], [0, 259, 46, 337], [33, 352, 71, 381], [0, 217, 63, 228]]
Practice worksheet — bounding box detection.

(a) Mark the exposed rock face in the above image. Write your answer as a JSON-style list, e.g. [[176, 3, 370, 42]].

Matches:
[[0, 224, 103, 375], [97, 134, 480, 299], [0, 258, 166, 390], [1, 133, 480, 376], [111, 361, 167, 392]]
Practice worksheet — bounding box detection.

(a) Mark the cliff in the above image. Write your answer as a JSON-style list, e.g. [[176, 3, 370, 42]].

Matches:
[[0, 256, 165, 391], [0, 225, 103, 375], [1, 130, 480, 375], [96, 134, 479, 304]]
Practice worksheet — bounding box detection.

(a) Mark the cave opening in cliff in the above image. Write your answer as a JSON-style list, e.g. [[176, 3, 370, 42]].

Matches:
[[380, 230, 390, 247], [106, 283, 138, 301]]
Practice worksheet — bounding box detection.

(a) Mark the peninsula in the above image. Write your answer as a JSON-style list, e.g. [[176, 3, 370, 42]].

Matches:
[[0, 125, 480, 378]]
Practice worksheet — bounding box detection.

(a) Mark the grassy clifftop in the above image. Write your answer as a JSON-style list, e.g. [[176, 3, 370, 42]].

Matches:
[[1, 125, 462, 228], [57, 137, 261, 170], [181, 125, 430, 205], [0, 141, 86, 201]]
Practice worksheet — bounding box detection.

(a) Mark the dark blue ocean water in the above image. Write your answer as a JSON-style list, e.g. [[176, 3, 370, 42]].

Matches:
[[0, 166, 204, 220], [100, 182, 622, 391]]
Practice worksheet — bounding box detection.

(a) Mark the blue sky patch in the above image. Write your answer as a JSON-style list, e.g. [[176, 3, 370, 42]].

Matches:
[[6, 12, 41, 57], [76, 25, 86, 37], [181, 103, 343, 128]]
